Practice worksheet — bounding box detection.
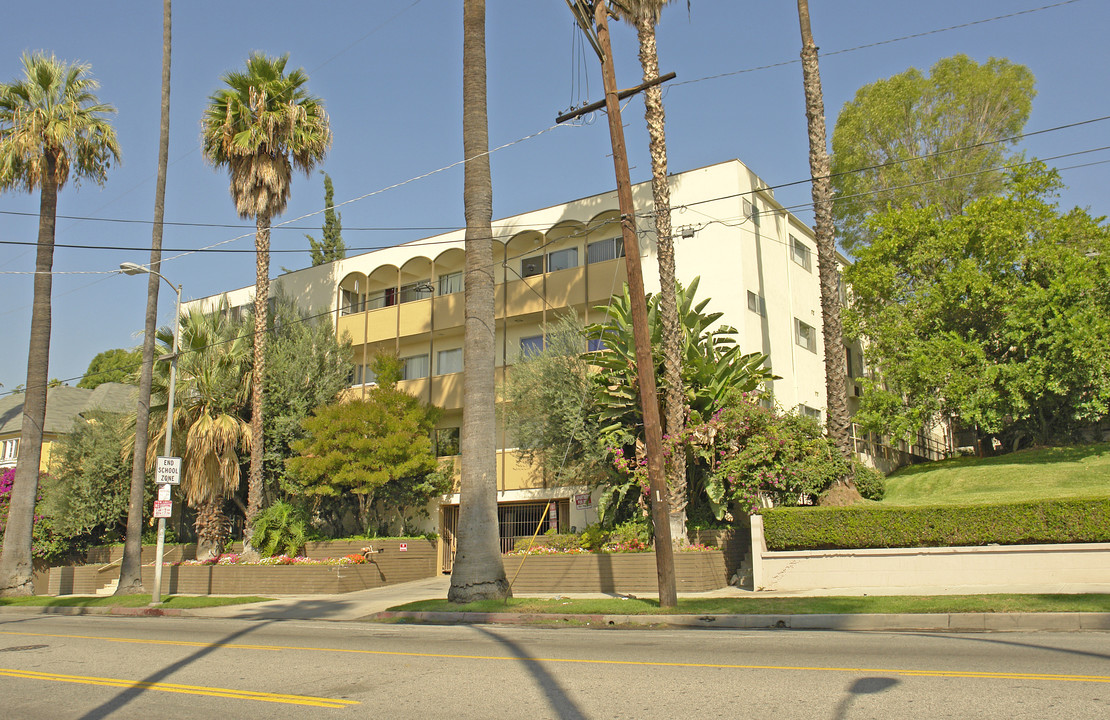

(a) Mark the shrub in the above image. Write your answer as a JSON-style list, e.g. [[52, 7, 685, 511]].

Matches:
[[250, 501, 309, 557], [852, 463, 886, 501], [761, 497, 1110, 550], [512, 533, 581, 553]]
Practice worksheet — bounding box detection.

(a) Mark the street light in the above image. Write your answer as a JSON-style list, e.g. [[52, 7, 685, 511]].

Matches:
[[120, 261, 181, 604]]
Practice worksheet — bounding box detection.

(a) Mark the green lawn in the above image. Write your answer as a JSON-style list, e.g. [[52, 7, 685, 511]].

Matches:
[[391, 594, 1110, 616], [881, 442, 1110, 506], [0, 595, 272, 609]]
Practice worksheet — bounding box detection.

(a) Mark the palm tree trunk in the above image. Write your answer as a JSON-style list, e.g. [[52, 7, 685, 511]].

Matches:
[[634, 15, 688, 546], [449, 0, 510, 603], [194, 498, 228, 560], [118, 0, 172, 595], [244, 212, 270, 558], [0, 153, 58, 597], [796, 0, 854, 470]]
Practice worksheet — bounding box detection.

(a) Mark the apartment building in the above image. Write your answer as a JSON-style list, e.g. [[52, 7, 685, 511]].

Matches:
[[188, 158, 854, 561]]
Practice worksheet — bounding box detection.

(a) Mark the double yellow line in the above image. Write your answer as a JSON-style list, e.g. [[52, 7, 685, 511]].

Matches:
[[0, 667, 358, 709]]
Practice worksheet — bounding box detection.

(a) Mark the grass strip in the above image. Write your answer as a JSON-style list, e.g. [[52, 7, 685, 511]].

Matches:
[[391, 594, 1110, 616], [0, 595, 272, 609]]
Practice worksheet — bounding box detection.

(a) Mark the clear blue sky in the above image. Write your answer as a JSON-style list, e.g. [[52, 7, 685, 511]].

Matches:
[[1, 0, 1107, 392]]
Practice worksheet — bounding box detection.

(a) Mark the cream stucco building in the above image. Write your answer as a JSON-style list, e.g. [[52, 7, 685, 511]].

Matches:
[[187, 159, 945, 567]]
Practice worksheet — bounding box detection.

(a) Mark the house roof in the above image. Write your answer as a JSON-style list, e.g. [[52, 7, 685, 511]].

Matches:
[[0, 383, 136, 437]]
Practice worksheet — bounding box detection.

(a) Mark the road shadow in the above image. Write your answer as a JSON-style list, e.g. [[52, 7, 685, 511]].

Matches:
[[831, 677, 900, 720], [77, 620, 273, 720], [472, 626, 587, 720], [907, 631, 1110, 662]]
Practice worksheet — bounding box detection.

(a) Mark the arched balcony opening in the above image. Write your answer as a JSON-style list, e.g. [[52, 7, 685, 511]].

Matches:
[[366, 265, 401, 310], [337, 272, 368, 316]]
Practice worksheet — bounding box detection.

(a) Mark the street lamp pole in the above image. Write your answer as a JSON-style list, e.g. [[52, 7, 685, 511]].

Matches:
[[120, 262, 180, 604]]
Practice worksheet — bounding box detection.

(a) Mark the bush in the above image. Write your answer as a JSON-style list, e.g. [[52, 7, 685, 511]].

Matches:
[[250, 501, 309, 557], [852, 463, 886, 501], [512, 533, 581, 553], [761, 497, 1110, 550]]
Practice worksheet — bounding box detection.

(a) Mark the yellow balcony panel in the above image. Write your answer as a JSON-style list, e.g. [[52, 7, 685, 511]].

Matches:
[[431, 372, 463, 409], [365, 307, 400, 344], [587, 258, 627, 303], [501, 277, 545, 318], [336, 313, 366, 344], [433, 293, 464, 330], [397, 376, 431, 401], [399, 298, 432, 337], [544, 266, 586, 309]]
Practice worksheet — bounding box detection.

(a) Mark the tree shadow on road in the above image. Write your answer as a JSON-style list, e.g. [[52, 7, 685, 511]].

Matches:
[[831, 677, 900, 720], [471, 626, 587, 720]]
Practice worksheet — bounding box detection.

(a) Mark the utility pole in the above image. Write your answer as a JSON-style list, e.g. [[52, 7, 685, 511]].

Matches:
[[563, 0, 677, 608]]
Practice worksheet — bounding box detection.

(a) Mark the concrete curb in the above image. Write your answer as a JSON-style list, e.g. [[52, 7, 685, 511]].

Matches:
[[371, 610, 1110, 632], [0, 606, 184, 617]]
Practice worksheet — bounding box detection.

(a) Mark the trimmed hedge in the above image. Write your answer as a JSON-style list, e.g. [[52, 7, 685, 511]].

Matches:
[[761, 497, 1110, 551]]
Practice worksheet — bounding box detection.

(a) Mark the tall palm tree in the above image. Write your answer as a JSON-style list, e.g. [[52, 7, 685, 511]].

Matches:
[[796, 1, 858, 497], [0, 53, 119, 596], [449, 0, 511, 603], [610, 0, 688, 544], [201, 53, 330, 555], [117, 0, 173, 596], [147, 304, 252, 558]]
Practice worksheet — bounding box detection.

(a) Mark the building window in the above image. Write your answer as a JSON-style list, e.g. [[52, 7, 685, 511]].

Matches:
[[547, 247, 579, 272], [399, 279, 433, 304], [339, 289, 360, 316], [350, 363, 377, 387], [798, 405, 822, 421], [747, 290, 766, 316], [1, 439, 18, 464], [366, 287, 398, 309], [587, 237, 624, 264], [401, 354, 429, 380], [744, 198, 760, 226], [521, 255, 544, 278], [436, 348, 463, 376], [438, 271, 463, 296], [435, 427, 461, 457], [520, 335, 545, 358], [790, 235, 812, 271], [795, 319, 817, 352]]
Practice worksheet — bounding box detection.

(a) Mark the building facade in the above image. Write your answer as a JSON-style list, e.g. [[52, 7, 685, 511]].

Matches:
[[189, 159, 922, 564]]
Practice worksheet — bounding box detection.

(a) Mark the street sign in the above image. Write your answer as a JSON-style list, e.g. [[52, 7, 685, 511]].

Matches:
[[153, 500, 173, 518], [575, 492, 592, 509], [399, 543, 408, 552], [155, 456, 181, 485], [157, 485, 172, 502]]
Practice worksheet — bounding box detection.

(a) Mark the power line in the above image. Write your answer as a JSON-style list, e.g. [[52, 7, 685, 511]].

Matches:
[[671, 0, 1085, 88]]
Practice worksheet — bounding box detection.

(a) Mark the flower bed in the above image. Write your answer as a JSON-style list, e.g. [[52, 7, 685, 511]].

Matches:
[[505, 548, 730, 593]]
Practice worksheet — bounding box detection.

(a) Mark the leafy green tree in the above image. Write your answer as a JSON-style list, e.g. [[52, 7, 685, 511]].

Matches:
[[503, 314, 612, 489], [286, 365, 441, 534], [262, 295, 352, 499], [831, 55, 1035, 250], [41, 410, 144, 543], [78, 348, 141, 389], [305, 171, 345, 266], [844, 164, 1110, 449], [201, 53, 330, 556], [0, 52, 120, 596], [148, 302, 252, 558]]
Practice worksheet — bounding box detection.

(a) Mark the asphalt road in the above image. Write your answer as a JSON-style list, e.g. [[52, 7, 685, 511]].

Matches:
[[0, 615, 1107, 719]]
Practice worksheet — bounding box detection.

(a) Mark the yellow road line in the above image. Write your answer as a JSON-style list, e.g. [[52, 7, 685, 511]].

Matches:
[[0, 668, 358, 708], [4, 630, 1108, 684]]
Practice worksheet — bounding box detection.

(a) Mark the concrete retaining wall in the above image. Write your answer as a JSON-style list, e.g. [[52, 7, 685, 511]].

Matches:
[[750, 514, 1110, 592], [49, 539, 437, 595], [506, 550, 730, 593]]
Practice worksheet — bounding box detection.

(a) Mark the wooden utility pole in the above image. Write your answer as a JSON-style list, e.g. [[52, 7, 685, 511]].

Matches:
[[590, 0, 677, 607]]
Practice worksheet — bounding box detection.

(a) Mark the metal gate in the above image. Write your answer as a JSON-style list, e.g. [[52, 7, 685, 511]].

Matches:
[[439, 500, 569, 572]]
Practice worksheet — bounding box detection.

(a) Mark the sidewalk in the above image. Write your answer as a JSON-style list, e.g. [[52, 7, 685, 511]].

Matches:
[[5, 576, 1107, 632]]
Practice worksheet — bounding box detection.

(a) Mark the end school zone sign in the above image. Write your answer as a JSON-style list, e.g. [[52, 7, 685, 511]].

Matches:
[[155, 456, 181, 485]]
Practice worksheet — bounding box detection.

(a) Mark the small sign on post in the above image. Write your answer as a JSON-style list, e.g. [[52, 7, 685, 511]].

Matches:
[[155, 456, 181, 485], [153, 500, 173, 518], [157, 485, 172, 502], [575, 492, 592, 510], [399, 543, 408, 552]]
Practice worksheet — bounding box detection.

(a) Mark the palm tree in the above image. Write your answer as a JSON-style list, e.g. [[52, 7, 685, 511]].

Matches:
[[0, 53, 119, 596], [147, 304, 252, 558], [117, 0, 173, 596], [201, 53, 330, 555], [610, 0, 688, 545], [449, 0, 511, 603], [796, 1, 859, 500]]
